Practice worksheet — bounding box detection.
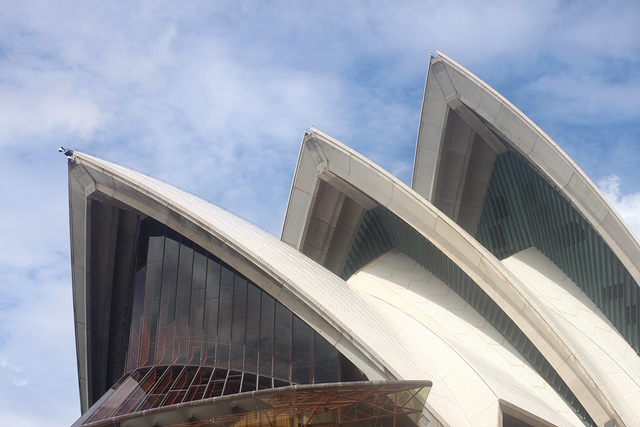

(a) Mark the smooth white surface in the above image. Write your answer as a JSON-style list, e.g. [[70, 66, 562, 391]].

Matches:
[[504, 248, 640, 426], [349, 250, 584, 426], [281, 128, 626, 424]]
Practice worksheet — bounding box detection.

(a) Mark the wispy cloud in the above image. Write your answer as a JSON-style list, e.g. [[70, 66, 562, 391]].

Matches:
[[598, 175, 640, 239]]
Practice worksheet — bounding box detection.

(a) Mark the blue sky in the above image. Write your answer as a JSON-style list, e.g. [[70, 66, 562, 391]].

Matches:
[[0, 1, 639, 425]]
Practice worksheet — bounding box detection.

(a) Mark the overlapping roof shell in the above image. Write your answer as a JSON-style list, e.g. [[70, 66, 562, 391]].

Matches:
[[68, 52, 640, 426]]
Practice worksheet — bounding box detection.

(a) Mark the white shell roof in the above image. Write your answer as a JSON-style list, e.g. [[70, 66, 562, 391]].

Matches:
[[282, 126, 626, 424], [70, 152, 425, 391], [349, 250, 585, 426], [69, 50, 640, 426], [504, 248, 640, 426], [414, 51, 640, 299]]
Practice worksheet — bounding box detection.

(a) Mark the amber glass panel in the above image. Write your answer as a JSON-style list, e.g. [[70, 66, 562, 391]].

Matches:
[[125, 218, 367, 407]]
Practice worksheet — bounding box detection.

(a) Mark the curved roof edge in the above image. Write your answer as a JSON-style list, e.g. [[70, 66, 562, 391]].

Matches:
[[413, 51, 640, 294], [282, 128, 624, 425], [68, 152, 424, 412]]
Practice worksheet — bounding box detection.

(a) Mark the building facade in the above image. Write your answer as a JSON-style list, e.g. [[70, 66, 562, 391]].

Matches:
[[67, 53, 640, 426]]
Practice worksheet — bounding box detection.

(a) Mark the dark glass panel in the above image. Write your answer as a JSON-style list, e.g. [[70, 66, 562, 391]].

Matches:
[[147, 219, 165, 238], [245, 348, 258, 374], [216, 343, 230, 367], [192, 250, 207, 290], [258, 375, 272, 390], [139, 236, 165, 367], [231, 276, 247, 346], [157, 238, 179, 365], [259, 292, 275, 376], [314, 333, 338, 383], [173, 244, 194, 364], [140, 367, 165, 390], [245, 285, 261, 373], [241, 373, 257, 392], [173, 365, 198, 391], [230, 345, 244, 370], [340, 354, 367, 382], [184, 367, 211, 403], [215, 266, 234, 368], [184, 384, 206, 403], [218, 266, 234, 343], [203, 257, 220, 365], [260, 294, 275, 352], [292, 316, 312, 384], [147, 235, 165, 263], [163, 389, 187, 406], [155, 369, 182, 407], [187, 288, 205, 364], [203, 368, 228, 398], [177, 243, 194, 282], [274, 302, 292, 381], [223, 371, 243, 395], [126, 265, 146, 371], [259, 350, 273, 378]]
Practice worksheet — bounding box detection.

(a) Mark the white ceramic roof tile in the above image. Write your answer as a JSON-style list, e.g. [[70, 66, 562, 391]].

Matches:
[[349, 250, 584, 426], [504, 247, 640, 425]]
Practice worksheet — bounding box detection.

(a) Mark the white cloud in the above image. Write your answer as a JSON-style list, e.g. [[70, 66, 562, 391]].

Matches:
[[0, 358, 22, 372], [598, 175, 640, 239], [0, 87, 102, 144]]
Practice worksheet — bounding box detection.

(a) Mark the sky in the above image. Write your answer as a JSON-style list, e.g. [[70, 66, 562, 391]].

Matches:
[[0, 1, 639, 425]]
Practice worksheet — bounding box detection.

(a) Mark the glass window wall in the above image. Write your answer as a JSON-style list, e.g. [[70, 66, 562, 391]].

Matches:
[[126, 219, 365, 388]]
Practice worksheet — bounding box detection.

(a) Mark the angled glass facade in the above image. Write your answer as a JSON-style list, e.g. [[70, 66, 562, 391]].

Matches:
[[127, 218, 365, 386], [74, 377, 430, 427], [67, 217, 372, 426]]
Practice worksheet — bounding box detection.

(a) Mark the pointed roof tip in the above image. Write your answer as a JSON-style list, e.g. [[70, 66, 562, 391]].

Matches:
[[58, 146, 76, 161], [307, 126, 331, 139], [434, 50, 451, 60], [430, 51, 454, 68], [432, 50, 456, 65]]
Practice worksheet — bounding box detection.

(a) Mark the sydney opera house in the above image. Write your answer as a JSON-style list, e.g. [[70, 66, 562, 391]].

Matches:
[[66, 53, 640, 426]]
